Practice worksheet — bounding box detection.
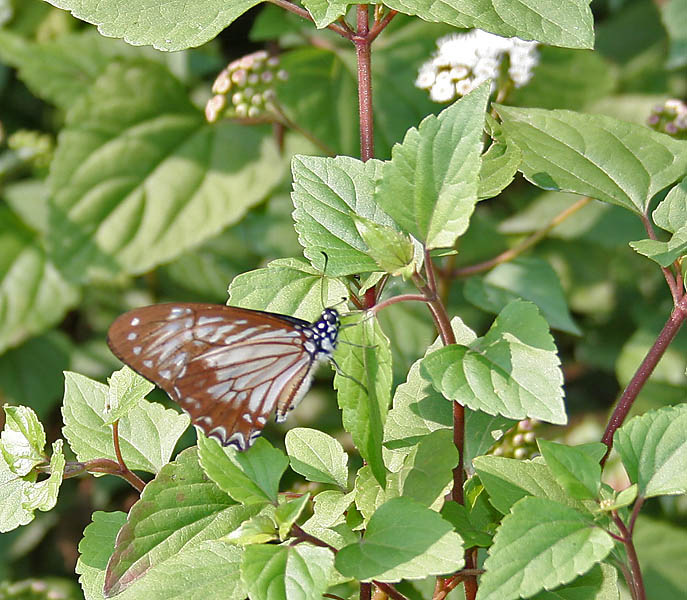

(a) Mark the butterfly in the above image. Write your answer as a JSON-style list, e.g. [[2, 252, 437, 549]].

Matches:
[[107, 303, 340, 451]]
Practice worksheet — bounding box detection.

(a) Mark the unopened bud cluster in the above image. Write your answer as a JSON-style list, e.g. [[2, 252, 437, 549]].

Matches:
[[647, 99, 687, 139], [416, 29, 539, 103], [489, 419, 539, 460], [205, 50, 288, 123]]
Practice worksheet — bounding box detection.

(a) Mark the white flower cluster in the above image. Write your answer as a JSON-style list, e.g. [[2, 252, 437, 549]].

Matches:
[[416, 29, 539, 103]]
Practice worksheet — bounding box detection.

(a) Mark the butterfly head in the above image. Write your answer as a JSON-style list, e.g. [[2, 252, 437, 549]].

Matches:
[[307, 308, 340, 358]]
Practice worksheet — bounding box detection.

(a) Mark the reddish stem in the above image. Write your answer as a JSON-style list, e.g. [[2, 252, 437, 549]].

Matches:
[[369, 9, 398, 42], [600, 297, 687, 465], [641, 213, 680, 303], [266, 0, 354, 39], [613, 513, 646, 600], [354, 5, 374, 161]]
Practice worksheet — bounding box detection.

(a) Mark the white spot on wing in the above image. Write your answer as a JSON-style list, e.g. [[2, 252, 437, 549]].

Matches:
[[127, 332, 137, 341], [133, 346, 142, 355], [131, 317, 140, 326]]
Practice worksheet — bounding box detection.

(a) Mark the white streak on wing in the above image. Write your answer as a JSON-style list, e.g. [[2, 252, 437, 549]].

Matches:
[[248, 381, 271, 413], [197, 316, 225, 326], [246, 329, 290, 341], [209, 426, 227, 441], [214, 357, 277, 382], [207, 381, 233, 398], [267, 358, 312, 410], [169, 306, 192, 318], [160, 370, 171, 379], [227, 431, 246, 450], [207, 324, 236, 343], [201, 342, 296, 367]]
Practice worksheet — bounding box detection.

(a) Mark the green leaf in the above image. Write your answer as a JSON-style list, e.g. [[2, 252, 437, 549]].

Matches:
[[378, 0, 594, 49], [198, 435, 289, 504], [103, 366, 155, 425], [291, 155, 394, 276], [42, 0, 262, 51], [61, 371, 190, 474], [354, 215, 417, 279], [228, 258, 349, 322], [226, 505, 279, 546], [614, 404, 687, 498], [525, 563, 619, 600], [376, 83, 490, 249], [478, 139, 522, 200], [463, 257, 581, 335], [630, 230, 687, 268], [661, 0, 687, 69], [473, 455, 591, 515], [22, 440, 64, 513], [336, 497, 464, 582], [275, 493, 310, 540], [0, 405, 46, 476], [598, 484, 638, 513], [537, 440, 603, 500], [497, 105, 687, 215], [396, 430, 459, 507], [79, 510, 249, 600], [335, 315, 392, 488], [441, 501, 494, 548], [301, 0, 350, 28], [422, 300, 566, 425], [104, 448, 260, 597], [241, 544, 334, 600], [0, 451, 34, 532], [48, 61, 283, 283], [0, 205, 78, 353], [285, 428, 348, 488], [302, 490, 358, 551], [476, 497, 614, 600]]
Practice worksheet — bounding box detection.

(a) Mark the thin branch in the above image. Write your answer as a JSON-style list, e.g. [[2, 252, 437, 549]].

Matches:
[[270, 100, 336, 156], [613, 513, 646, 600], [370, 293, 431, 313], [82, 458, 146, 492], [354, 5, 374, 161], [368, 9, 398, 42], [628, 496, 645, 535], [266, 0, 354, 39], [640, 213, 680, 303], [375, 582, 409, 600], [453, 196, 592, 278], [600, 295, 687, 465], [360, 583, 372, 600]]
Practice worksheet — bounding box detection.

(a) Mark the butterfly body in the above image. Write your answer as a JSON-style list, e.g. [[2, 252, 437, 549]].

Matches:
[[107, 303, 340, 450]]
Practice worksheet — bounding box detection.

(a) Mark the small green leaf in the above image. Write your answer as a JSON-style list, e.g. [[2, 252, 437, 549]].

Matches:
[[241, 544, 334, 600], [0, 452, 34, 532], [353, 215, 417, 279], [308, 490, 356, 528], [285, 428, 348, 488], [478, 139, 522, 201], [62, 371, 190, 474], [598, 484, 638, 513], [0, 405, 46, 476], [104, 366, 155, 425], [275, 493, 310, 540], [198, 435, 289, 504], [22, 439, 65, 512], [476, 497, 614, 600], [336, 497, 464, 582], [440, 501, 494, 548], [377, 84, 490, 249], [301, 0, 350, 28], [614, 404, 687, 498], [228, 258, 349, 322], [652, 176, 687, 233], [104, 448, 260, 597], [335, 315, 392, 488], [226, 506, 279, 546], [538, 440, 603, 500], [497, 105, 687, 215], [630, 228, 687, 268], [422, 300, 566, 425]]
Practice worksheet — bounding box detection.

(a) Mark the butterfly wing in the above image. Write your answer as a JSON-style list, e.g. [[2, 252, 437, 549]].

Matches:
[[107, 303, 316, 450]]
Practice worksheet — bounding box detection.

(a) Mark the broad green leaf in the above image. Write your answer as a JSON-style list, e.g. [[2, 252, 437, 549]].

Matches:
[[463, 258, 581, 335], [198, 435, 289, 504], [104, 448, 260, 597], [334, 315, 392, 487], [528, 563, 619, 600], [376, 83, 490, 249], [0, 205, 78, 353], [241, 544, 335, 600], [228, 258, 348, 322], [614, 404, 687, 498], [285, 428, 348, 488], [497, 105, 687, 215], [537, 440, 603, 500], [0, 405, 46, 476], [79, 511, 248, 600], [476, 497, 614, 600], [630, 228, 687, 268], [478, 139, 522, 200], [0, 331, 71, 418], [103, 367, 155, 425], [378, 0, 593, 49], [48, 61, 283, 283], [336, 497, 464, 581], [275, 493, 310, 540], [0, 29, 151, 108], [22, 439, 64, 513], [301, 0, 350, 28], [277, 20, 446, 159], [42, 0, 262, 51], [396, 430, 459, 507], [354, 215, 417, 279], [61, 371, 190, 474], [473, 455, 591, 515], [661, 0, 687, 68], [422, 300, 566, 425], [440, 501, 494, 548], [291, 155, 393, 276]]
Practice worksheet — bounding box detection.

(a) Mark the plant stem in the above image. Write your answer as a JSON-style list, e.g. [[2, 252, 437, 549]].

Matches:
[[600, 295, 687, 465], [640, 213, 681, 303], [266, 0, 354, 39], [369, 9, 398, 42], [360, 583, 372, 600], [82, 458, 146, 492], [613, 513, 646, 600], [453, 196, 592, 278], [354, 5, 374, 161]]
